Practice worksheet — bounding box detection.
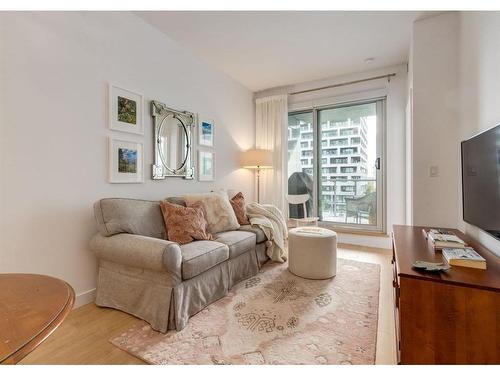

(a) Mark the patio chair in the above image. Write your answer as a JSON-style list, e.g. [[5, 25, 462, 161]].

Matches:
[[286, 193, 319, 227], [345, 192, 376, 224]]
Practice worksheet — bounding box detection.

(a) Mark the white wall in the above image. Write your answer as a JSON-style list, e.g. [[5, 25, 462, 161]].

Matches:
[[0, 12, 255, 305], [411, 12, 460, 228], [405, 35, 413, 225], [409, 11, 500, 257], [457, 12, 500, 257], [257, 64, 408, 249]]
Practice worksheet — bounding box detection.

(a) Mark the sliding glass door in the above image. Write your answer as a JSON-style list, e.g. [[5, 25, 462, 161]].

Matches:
[[287, 99, 385, 232]]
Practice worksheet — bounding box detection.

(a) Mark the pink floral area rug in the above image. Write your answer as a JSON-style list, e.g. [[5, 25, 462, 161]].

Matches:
[[110, 258, 380, 365]]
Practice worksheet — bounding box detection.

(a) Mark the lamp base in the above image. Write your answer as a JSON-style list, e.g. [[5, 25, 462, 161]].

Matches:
[[256, 167, 260, 204]]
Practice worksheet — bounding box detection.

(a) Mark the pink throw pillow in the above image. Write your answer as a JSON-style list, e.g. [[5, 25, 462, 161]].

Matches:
[[160, 200, 213, 245]]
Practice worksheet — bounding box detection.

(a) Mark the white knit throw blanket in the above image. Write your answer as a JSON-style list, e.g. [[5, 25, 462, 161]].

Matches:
[[246, 203, 288, 263]]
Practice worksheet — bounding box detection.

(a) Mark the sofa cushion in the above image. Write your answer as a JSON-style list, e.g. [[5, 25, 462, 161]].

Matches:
[[238, 225, 267, 244], [180, 241, 229, 280], [213, 231, 256, 258], [94, 198, 166, 239]]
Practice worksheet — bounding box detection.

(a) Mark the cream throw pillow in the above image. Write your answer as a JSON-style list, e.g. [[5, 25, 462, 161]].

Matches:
[[183, 192, 240, 234]]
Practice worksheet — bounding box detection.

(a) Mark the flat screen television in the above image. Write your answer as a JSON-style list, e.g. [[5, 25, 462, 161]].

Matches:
[[461, 124, 500, 241]]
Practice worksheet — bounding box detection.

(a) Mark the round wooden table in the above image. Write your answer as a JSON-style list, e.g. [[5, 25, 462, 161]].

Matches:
[[0, 274, 75, 364]]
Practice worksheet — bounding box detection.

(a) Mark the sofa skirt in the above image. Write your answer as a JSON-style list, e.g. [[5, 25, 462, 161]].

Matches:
[[169, 260, 230, 330], [95, 260, 174, 332], [95, 248, 264, 333], [255, 242, 268, 268], [170, 249, 260, 330]]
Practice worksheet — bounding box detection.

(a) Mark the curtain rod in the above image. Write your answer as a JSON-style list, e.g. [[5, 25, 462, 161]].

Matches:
[[289, 73, 396, 96]]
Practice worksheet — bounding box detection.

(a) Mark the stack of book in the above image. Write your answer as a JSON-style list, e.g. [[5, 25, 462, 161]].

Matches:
[[426, 229, 466, 250], [424, 229, 488, 269]]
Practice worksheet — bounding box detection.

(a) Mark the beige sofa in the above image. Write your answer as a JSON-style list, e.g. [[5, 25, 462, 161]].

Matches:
[[90, 197, 268, 333]]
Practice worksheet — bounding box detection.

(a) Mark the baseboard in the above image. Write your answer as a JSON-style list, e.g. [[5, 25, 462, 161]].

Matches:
[[74, 288, 96, 309], [337, 232, 392, 249]]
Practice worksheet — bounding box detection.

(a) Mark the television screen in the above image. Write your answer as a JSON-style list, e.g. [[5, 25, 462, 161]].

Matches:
[[461, 124, 500, 240]]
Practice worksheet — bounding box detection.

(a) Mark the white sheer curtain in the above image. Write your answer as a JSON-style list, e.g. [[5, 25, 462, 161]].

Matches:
[[255, 94, 288, 214]]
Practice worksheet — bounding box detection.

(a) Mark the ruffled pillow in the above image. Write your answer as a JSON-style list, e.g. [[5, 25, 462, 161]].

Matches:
[[230, 192, 250, 225], [159, 200, 213, 245]]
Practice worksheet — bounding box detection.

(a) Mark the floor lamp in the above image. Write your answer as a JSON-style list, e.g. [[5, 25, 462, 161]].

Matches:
[[241, 149, 273, 203]]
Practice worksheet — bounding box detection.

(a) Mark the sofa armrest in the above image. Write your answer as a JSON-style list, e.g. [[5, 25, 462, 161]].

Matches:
[[90, 233, 182, 283]]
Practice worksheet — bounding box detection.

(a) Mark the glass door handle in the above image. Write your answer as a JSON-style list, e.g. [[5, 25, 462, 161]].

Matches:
[[375, 157, 381, 170]]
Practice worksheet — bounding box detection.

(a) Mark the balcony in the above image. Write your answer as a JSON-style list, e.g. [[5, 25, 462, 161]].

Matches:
[[319, 178, 376, 225]]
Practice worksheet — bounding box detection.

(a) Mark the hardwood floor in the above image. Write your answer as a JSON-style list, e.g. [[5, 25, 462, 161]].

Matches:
[[20, 244, 396, 365], [20, 303, 144, 364]]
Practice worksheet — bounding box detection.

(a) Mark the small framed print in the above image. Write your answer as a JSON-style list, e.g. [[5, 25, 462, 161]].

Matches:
[[109, 84, 144, 135], [109, 138, 144, 183], [198, 119, 214, 147], [198, 150, 215, 181]]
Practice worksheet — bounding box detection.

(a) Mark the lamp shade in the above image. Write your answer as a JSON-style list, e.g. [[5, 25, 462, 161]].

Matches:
[[241, 149, 273, 169]]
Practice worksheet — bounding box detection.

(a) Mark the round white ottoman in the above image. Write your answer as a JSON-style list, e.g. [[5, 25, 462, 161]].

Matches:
[[288, 227, 337, 279]]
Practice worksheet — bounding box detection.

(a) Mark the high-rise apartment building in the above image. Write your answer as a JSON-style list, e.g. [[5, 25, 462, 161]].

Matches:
[[288, 117, 371, 221]]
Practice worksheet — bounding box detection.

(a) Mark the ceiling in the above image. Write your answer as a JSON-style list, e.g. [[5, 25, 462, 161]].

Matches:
[[137, 11, 434, 92]]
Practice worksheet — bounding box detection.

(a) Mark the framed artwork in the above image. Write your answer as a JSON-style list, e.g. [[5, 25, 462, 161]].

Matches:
[[198, 150, 215, 181], [198, 119, 215, 147], [108, 138, 144, 183], [108, 84, 144, 135]]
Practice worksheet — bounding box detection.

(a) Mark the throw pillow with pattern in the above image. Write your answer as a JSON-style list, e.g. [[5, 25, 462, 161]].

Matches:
[[230, 192, 250, 225], [159, 200, 213, 245], [183, 192, 240, 234]]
